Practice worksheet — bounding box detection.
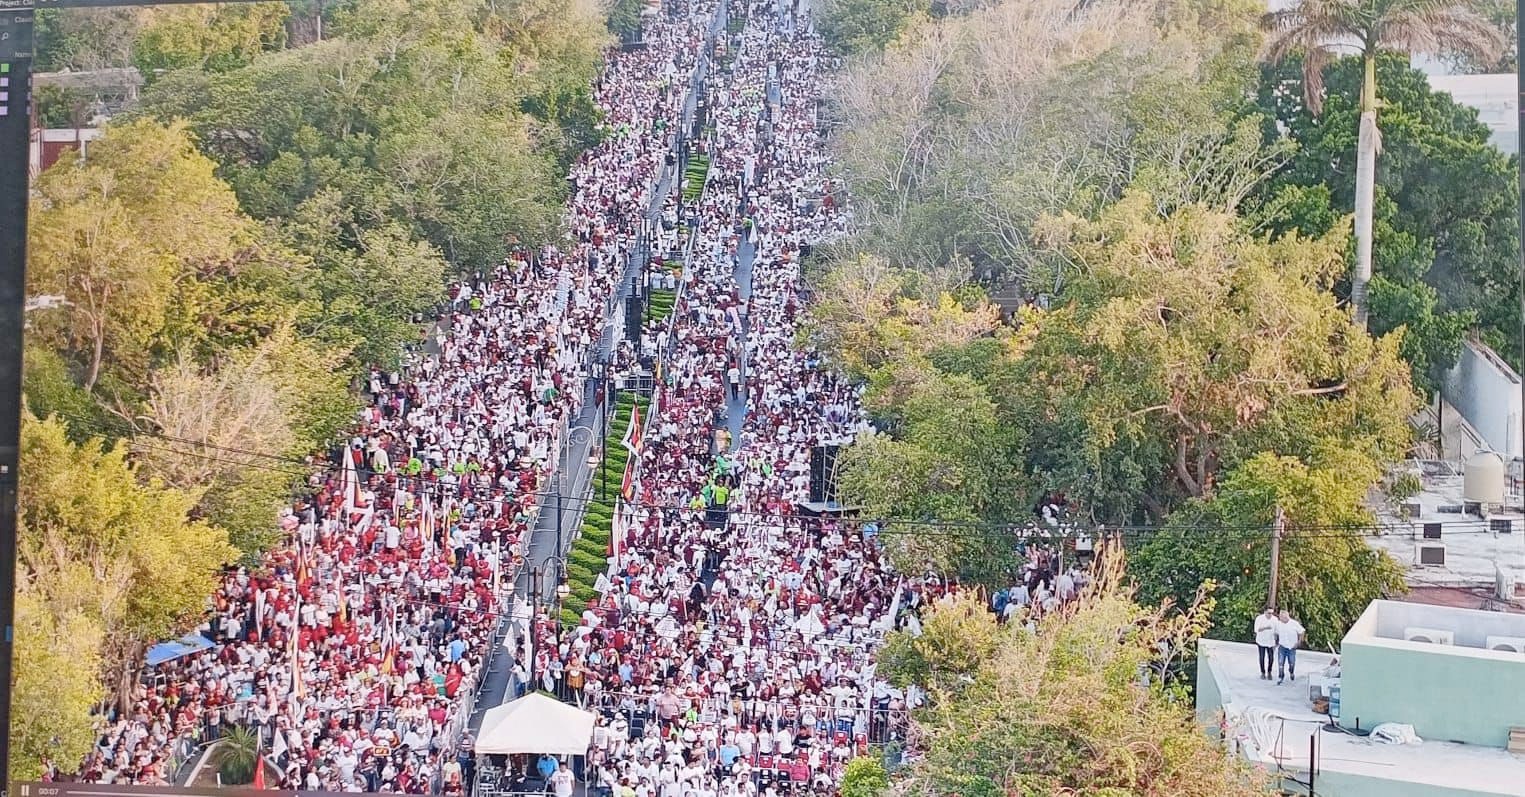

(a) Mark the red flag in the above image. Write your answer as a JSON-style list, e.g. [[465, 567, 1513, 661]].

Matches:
[[620, 459, 637, 502], [621, 404, 643, 455], [252, 750, 266, 790]]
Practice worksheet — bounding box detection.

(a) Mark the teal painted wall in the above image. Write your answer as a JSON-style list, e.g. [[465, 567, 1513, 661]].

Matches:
[[1315, 771, 1513, 797], [1339, 640, 1525, 747], [1195, 657, 1224, 736]]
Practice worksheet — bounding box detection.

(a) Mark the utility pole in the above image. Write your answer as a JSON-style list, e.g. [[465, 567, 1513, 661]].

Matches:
[[0, 2, 269, 791], [1268, 506, 1286, 611], [1516, 0, 1525, 511]]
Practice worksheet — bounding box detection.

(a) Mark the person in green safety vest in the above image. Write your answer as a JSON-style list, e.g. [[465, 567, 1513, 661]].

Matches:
[[712, 483, 729, 506]]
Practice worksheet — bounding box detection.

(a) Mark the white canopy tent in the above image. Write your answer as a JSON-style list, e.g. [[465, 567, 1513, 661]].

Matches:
[[475, 693, 596, 756]]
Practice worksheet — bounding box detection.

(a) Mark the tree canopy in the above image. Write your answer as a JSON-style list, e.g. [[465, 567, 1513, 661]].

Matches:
[[1252, 54, 1521, 386], [1132, 451, 1407, 650], [817, 196, 1417, 536], [813, 0, 1423, 648], [1012, 196, 1416, 519], [17, 0, 624, 770], [816, 0, 928, 56], [880, 552, 1268, 796], [827, 0, 1268, 287], [27, 118, 256, 394], [13, 410, 237, 761]]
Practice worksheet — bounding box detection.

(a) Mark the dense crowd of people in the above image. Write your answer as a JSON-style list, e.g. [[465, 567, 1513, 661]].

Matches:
[[57, 0, 722, 790], [502, 7, 931, 797], [48, 0, 992, 794]]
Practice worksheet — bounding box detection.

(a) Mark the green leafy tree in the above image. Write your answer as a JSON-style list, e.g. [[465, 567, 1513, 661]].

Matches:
[[21, 344, 125, 444], [1260, 0, 1503, 328], [889, 553, 1268, 796], [876, 591, 1002, 692], [134, 0, 589, 268], [27, 118, 261, 393], [32, 7, 146, 71], [1253, 54, 1520, 381], [818, 0, 928, 55], [18, 412, 238, 708], [215, 725, 262, 785], [606, 0, 645, 39], [132, 3, 289, 76], [9, 589, 106, 782], [839, 757, 889, 797], [806, 254, 1000, 381], [1132, 451, 1407, 649], [32, 84, 87, 128], [1005, 195, 1417, 520], [837, 367, 1027, 582], [278, 190, 450, 367], [136, 324, 354, 554]]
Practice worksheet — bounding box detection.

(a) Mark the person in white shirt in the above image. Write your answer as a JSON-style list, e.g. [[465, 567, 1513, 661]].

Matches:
[[1274, 609, 1307, 684], [1253, 607, 1277, 681], [550, 763, 576, 797]]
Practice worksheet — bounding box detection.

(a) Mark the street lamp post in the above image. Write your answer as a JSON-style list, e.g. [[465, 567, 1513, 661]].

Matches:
[[557, 425, 596, 557], [593, 359, 611, 501], [544, 555, 571, 626]]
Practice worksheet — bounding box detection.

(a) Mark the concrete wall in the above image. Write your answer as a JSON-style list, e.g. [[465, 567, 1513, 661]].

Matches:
[[1360, 599, 1525, 646], [1338, 638, 1525, 747], [1441, 341, 1522, 460]]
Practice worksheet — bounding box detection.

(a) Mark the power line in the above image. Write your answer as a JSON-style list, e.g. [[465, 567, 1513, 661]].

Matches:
[[49, 409, 1520, 543]]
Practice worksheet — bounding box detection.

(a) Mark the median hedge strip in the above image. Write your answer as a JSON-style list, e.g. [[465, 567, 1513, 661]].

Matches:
[[556, 388, 650, 625], [645, 289, 677, 324], [682, 155, 710, 203]]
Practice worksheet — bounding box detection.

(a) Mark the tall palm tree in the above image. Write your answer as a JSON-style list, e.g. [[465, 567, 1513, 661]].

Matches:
[[1262, 0, 1504, 328]]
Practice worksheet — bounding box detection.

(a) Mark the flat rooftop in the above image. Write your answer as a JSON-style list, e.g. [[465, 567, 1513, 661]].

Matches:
[[1198, 640, 1525, 795], [1348, 599, 1525, 650], [1370, 470, 1525, 589]]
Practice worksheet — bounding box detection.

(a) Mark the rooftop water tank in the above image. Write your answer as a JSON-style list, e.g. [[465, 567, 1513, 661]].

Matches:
[[1464, 451, 1506, 505]]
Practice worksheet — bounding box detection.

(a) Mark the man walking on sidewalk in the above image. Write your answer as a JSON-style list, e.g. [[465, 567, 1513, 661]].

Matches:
[[1254, 607, 1277, 680], [1275, 609, 1306, 685]]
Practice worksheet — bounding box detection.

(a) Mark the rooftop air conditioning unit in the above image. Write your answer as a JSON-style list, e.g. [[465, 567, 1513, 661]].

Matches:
[[1404, 627, 1455, 645], [1486, 636, 1525, 653], [1416, 542, 1446, 566]]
